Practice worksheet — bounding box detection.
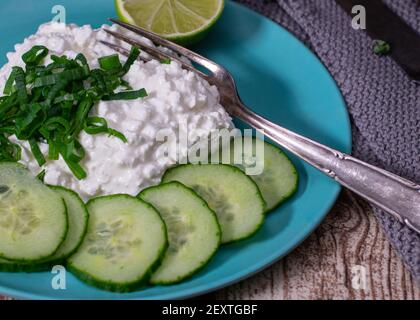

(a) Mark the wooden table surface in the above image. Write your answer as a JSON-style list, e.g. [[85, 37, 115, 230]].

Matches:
[[205, 190, 420, 300], [1, 190, 419, 300]]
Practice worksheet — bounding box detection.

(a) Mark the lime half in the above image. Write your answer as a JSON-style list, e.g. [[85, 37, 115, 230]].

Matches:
[[115, 0, 225, 45]]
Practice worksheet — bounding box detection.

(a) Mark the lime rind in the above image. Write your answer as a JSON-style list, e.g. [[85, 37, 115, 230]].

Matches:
[[115, 0, 224, 45]]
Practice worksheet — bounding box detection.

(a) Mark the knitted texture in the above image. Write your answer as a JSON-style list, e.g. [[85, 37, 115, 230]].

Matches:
[[236, 0, 420, 281]]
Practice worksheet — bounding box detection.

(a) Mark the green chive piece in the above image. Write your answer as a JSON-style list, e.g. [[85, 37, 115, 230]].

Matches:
[[373, 40, 391, 55], [60, 139, 85, 163], [102, 88, 148, 101], [22, 45, 49, 66], [28, 139, 46, 166], [120, 46, 140, 76], [62, 157, 87, 180], [107, 128, 128, 143], [0, 135, 21, 162], [36, 169, 46, 182], [12, 66, 28, 104], [3, 68, 16, 95], [99, 54, 122, 71], [14, 103, 45, 140], [48, 140, 59, 160], [84, 116, 108, 134]]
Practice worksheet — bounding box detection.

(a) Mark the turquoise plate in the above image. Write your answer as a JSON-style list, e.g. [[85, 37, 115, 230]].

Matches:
[[0, 0, 351, 299]]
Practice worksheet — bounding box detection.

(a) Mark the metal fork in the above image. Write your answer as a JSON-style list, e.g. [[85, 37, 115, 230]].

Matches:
[[103, 18, 420, 234]]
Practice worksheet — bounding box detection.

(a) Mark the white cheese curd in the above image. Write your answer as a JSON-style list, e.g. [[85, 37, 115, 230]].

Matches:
[[0, 22, 234, 200]]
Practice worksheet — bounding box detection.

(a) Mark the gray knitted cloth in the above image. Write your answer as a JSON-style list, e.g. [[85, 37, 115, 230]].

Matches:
[[235, 0, 420, 281]]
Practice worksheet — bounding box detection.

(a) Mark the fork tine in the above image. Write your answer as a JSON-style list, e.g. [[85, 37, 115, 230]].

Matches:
[[103, 29, 208, 79], [99, 40, 151, 62], [109, 18, 220, 73]]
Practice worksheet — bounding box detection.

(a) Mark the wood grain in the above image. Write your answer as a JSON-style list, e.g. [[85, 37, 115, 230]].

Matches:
[[0, 190, 418, 300], [205, 190, 420, 300]]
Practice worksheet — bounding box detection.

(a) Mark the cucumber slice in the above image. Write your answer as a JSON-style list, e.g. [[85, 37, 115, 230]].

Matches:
[[218, 136, 298, 211], [0, 186, 88, 272], [162, 164, 265, 244], [0, 163, 68, 262], [139, 181, 221, 284], [67, 195, 167, 292], [47, 186, 89, 261]]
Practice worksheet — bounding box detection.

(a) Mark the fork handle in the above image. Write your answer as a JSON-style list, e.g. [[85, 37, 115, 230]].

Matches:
[[235, 105, 420, 234]]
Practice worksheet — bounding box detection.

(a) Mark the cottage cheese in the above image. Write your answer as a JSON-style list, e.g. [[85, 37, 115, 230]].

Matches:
[[0, 23, 233, 200]]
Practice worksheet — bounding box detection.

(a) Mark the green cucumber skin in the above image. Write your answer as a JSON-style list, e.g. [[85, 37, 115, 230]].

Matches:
[[48, 186, 89, 260], [161, 163, 267, 245], [261, 143, 299, 213], [0, 198, 69, 264], [0, 260, 53, 273], [138, 181, 222, 285], [67, 194, 168, 293]]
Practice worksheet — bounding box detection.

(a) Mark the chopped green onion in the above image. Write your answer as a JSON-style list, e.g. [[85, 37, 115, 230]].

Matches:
[[105, 76, 122, 92], [0, 135, 21, 162], [62, 157, 87, 180], [53, 93, 76, 104], [22, 45, 49, 66], [36, 169, 46, 182], [14, 103, 45, 140], [161, 58, 171, 65], [73, 98, 93, 136], [107, 128, 128, 143], [75, 53, 88, 67], [33, 67, 89, 88], [51, 55, 68, 64], [0, 126, 16, 134], [42, 116, 70, 134], [120, 79, 133, 90], [60, 139, 85, 163], [99, 54, 122, 71], [0, 95, 18, 119], [373, 40, 391, 55], [120, 46, 140, 76], [102, 88, 148, 101], [48, 140, 59, 160], [90, 69, 107, 92], [3, 68, 16, 95], [28, 138, 46, 166], [84, 116, 108, 134], [12, 66, 28, 104]]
